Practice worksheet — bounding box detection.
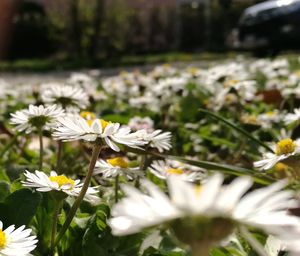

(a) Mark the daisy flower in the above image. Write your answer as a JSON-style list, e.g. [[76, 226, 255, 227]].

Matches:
[[135, 129, 172, 152], [284, 108, 300, 125], [257, 110, 282, 127], [22, 170, 100, 204], [264, 236, 284, 256], [95, 157, 140, 179], [128, 116, 154, 132], [10, 104, 64, 133], [254, 138, 300, 170], [149, 160, 206, 181], [53, 115, 146, 151], [108, 174, 300, 255], [41, 83, 89, 112], [0, 220, 38, 256]]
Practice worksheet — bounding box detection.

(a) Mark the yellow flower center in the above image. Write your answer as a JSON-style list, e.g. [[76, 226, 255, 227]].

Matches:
[[187, 67, 199, 75], [0, 230, 7, 249], [275, 163, 289, 172], [194, 185, 202, 195], [80, 111, 96, 121], [224, 79, 238, 88], [224, 93, 237, 104], [266, 111, 275, 117], [295, 70, 300, 78], [166, 168, 184, 175], [275, 139, 296, 156], [49, 175, 75, 187], [241, 114, 258, 125], [85, 118, 110, 129], [100, 119, 110, 130], [107, 157, 129, 168]]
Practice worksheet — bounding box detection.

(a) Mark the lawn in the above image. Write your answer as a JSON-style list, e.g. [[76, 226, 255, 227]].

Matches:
[[0, 55, 300, 255]]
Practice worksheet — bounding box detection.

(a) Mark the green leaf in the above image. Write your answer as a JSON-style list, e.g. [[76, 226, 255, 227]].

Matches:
[[167, 155, 274, 185], [0, 188, 42, 227], [124, 146, 274, 185], [0, 168, 10, 182], [199, 109, 274, 153]]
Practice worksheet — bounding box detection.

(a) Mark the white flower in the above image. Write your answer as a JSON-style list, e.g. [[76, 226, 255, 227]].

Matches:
[[53, 115, 146, 152], [284, 108, 300, 125], [265, 236, 284, 256], [128, 116, 154, 132], [149, 160, 205, 181], [41, 83, 89, 112], [10, 104, 64, 133], [67, 72, 97, 89], [135, 129, 172, 152], [95, 157, 140, 179], [108, 174, 300, 249], [22, 170, 100, 204], [254, 138, 300, 170], [0, 220, 38, 256], [257, 110, 282, 126]]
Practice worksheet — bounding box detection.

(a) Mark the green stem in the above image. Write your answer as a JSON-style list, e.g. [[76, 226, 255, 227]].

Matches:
[[54, 143, 102, 247], [114, 174, 119, 203], [0, 133, 18, 158], [50, 200, 63, 255], [39, 129, 43, 170], [56, 141, 63, 173], [199, 108, 274, 153]]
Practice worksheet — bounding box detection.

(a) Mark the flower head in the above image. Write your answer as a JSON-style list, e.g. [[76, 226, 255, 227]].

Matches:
[[284, 108, 300, 125], [41, 83, 89, 112], [22, 170, 100, 204], [95, 157, 140, 179], [254, 138, 300, 170], [108, 174, 300, 251], [135, 129, 172, 152], [53, 115, 146, 151], [0, 220, 37, 256], [10, 104, 64, 133], [149, 160, 206, 181]]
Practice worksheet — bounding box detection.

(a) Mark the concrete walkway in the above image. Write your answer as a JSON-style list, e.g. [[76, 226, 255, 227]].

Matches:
[[0, 60, 221, 85]]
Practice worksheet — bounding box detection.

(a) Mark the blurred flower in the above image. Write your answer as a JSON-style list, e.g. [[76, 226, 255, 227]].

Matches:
[[128, 116, 154, 132], [10, 104, 64, 133], [284, 108, 300, 125], [254, 138, 300, 170], [0, 220, 38, 256], [41, 83, 89, 112], [109, 174, 300, 255], [149, 160, 205, 181], [22, 170, 100, 204]]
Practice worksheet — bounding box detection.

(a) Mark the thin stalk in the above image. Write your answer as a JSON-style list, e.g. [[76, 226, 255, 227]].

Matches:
[[56, 141, 63, 173], [54, 143, 101, 247], [136, 146, 149, 188], [199, 108, 274, 153], [38, 129, 43, 170], [114, 174, 119, 203], [50, 200, 63, 255], [239, 226, 268, 256]]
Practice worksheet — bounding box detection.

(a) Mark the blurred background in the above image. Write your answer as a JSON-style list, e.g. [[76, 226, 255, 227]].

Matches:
[[1, 0, 300, 69]]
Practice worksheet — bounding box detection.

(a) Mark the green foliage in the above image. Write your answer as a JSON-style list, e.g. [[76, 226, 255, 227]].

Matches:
[[0, 188, 41, 227]]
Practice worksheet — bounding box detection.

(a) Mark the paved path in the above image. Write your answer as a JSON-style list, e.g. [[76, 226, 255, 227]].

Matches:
[[0, 60, 220, 85]]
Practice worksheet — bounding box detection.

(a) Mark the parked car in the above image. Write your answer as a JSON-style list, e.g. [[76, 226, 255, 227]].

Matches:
[[230, 0, 300, 55]]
